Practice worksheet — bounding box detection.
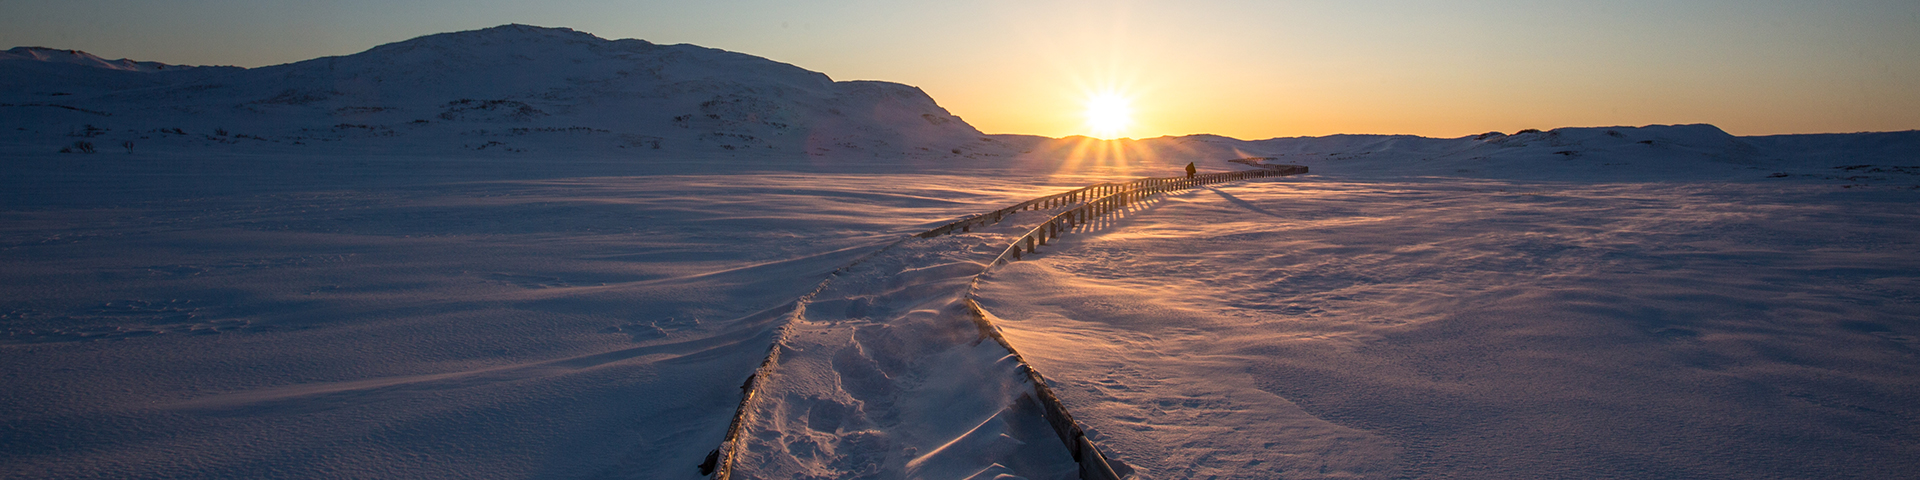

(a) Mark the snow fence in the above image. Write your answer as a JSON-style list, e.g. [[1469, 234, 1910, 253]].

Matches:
[[703, 164, 1308, 479]]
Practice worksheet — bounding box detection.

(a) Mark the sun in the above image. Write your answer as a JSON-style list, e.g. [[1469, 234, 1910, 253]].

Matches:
[[1083, 92, 1133, 139]]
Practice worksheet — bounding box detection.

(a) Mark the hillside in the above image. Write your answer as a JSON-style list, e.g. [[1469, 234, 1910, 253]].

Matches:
[[0, 25, 1011, 163], [6, 25, 1915, 184]]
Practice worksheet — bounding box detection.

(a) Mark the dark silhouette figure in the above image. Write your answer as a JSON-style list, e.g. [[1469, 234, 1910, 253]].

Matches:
[[1185, 162, 1197, 178]]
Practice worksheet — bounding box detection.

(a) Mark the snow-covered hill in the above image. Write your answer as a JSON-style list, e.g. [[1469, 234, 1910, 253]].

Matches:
[[0, 46, 205, 72], [0, 25, 1009, 163], [1129, 124, 1920, 183], [4, 25, 1912, 181]]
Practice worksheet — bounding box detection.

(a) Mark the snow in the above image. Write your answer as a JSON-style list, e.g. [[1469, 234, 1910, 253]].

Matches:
[[977, 178, 1920, 478], [724, 200, 1100, 480], [0, 46, 201, 72], [5, 23, 1920, 480], [0, 24, 1004, 163], [0, 156, 1087, 478]]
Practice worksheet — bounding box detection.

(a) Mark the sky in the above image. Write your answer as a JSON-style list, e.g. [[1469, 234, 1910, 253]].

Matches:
[[4, 0, 1917, 139]]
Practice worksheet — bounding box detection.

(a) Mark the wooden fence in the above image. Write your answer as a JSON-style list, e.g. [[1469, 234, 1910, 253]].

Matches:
[[704, 163, 1307, 479]]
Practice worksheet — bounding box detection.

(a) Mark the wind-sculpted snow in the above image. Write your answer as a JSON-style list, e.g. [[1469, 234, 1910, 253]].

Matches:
[[0, 153, 1111, 478], [980, 178, 1920, 478], [718, 169, 1304, 479], [727, 217, 1084, 479], [3, 134, 1916, 478]]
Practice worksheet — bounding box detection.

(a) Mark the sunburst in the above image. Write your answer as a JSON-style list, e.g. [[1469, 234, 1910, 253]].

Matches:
[[1083, 91, 1133, 139]]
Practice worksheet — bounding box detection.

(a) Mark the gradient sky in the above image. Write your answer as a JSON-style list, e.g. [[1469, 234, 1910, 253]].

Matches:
[[5, 0, 1916, 139]]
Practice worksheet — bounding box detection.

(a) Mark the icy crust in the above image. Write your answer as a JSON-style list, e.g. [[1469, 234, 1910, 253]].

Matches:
[[732, 206, 1088, 480]]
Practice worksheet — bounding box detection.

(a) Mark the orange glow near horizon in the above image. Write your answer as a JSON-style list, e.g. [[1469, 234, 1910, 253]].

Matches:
[[1058, 138, 1148, 177], [1039, 134, 1234, 180], [875, 4, 1916, 140], [3, 3, 1911, 139]]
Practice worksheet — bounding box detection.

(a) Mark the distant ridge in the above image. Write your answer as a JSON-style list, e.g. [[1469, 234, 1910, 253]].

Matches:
[[0, 24, 1009, 162], [3, 25, 1916, 182], [0, 46, 201, 72]]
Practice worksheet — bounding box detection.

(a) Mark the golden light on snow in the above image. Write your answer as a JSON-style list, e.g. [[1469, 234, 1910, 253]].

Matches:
[[1082, 91, 1134, 139]]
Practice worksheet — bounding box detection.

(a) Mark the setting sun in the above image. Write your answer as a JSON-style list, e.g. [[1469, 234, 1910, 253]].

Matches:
[[1083, 92, 1134, 139]]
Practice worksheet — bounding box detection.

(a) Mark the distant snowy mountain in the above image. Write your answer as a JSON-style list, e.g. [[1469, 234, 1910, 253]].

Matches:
[[0, 46, 204, 72], [3, 24, 1912, 181], [0, 25, 1012, 162], [1114, 123, 1920, 183]]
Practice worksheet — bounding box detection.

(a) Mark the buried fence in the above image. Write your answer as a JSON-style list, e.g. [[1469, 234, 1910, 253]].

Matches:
[[947, 164, 1307, 480], [916, 165, 1308, 240], [703, 163, 1307, 479]]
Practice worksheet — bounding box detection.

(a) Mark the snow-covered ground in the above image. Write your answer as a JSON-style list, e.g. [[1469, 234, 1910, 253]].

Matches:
[[0, 150, 1114, 478], [726, 202, 1089, 480], [5, 143, 1918, 480], [6, 23, 1920, 480], [978, 176, 1920, 478]]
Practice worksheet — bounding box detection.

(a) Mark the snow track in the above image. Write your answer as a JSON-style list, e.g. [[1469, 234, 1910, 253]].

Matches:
[[708, 167, 1305, 479]]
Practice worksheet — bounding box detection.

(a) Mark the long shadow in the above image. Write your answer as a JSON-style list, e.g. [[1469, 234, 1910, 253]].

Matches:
[[1057, 195, 1162, 236], [1204, 185, 1290, 219]]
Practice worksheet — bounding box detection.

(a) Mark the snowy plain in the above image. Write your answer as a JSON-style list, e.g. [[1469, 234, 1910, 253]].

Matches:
[[6, 24, 1920, 480], [0, 151, 1133, 478], [981, 178, 1920, 478]]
